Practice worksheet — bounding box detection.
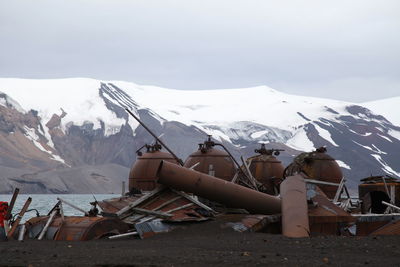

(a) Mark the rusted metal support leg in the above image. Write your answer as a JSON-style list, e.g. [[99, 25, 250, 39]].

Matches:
[[280, 174, 310, 238], [38, 210, 58, 240]]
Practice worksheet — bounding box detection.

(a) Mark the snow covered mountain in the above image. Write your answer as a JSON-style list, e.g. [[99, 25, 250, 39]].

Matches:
[[363, 97, 400, 126], [0, 78, 399, 193]]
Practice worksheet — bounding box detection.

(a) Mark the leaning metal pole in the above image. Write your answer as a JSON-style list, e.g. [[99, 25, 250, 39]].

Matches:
[[125, 108, 183, 165]]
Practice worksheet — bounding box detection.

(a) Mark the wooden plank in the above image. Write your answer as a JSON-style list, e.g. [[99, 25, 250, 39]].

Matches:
[[382, 201, 400, 212], [124, 195, 183, 223], [38, 210, 58, 240], [108, 231, 138, 239], [304, 179, 340, 187], [171, 189, 214, 212], [57, 197, 88, 216], [230, 172, 239, 183], [5, 188, 19, 220], [189, 162, 200, 170], [130, 208, 172, 219], [333, 177, 345, 203], [7, 197, 31, 239], [165, 203, 194, 213], [116, 186, 166, 217], [240, 156, 258, 190]]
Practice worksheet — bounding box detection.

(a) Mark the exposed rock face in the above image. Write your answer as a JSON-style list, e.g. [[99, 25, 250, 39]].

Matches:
[[0, 79, 399, 193]]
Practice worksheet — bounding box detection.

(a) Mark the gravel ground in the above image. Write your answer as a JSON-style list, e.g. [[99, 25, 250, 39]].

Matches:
[[1, 223, 400, 266]]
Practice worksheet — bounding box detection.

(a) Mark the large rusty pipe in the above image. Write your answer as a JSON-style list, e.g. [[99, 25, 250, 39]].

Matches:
[[156, 161, 281, 215], [280, 174, 310, 238]]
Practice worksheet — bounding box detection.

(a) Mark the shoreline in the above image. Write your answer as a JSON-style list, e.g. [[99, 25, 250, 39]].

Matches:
[[1, 226, 400, 266]]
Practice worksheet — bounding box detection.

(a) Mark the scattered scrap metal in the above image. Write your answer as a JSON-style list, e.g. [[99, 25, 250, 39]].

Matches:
[[2, 109, 400, 241]]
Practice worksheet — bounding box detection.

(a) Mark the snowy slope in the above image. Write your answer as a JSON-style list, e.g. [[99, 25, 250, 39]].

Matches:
[[0, 78, 126, 135], [0, 78, 398, 152], [1, 78, 400, 183], [363, 97, 400, 126], [113, 81, 353, 131], [0, 78, 356, 152]]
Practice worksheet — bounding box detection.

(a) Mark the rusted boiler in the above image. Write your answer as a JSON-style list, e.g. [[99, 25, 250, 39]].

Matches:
[[129, 142, 179, 192], [284, 147, 342, 199], [359, 175, 400, 214], [23, 216, 129, 241], [184, 135, 236, 181], [245, 144, 285, 195]]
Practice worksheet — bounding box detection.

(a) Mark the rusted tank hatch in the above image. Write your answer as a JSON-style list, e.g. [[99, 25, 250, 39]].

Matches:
[[284, 147, 342, 199], [245, 144, 285, 195], [129, 142, 179, 192], [359, 175, 400, 214], [184, 135, 236, 181]]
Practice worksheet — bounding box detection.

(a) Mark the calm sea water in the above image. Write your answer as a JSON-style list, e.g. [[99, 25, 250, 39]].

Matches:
[[0, 194, 118, 221]]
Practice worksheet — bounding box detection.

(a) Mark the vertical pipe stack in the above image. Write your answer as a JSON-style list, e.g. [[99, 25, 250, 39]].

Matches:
[[280, 174, 310, 237]]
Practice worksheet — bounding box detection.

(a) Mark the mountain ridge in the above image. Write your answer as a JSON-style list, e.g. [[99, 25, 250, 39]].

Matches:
[[0, 78, 399, 193]]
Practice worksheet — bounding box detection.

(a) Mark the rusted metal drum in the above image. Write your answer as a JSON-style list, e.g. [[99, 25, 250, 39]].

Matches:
[[184, 137, 236, 181], [129, 144, 179, 191], [358, 176, 400, 214], [284, 147, 342, 199], [246, 145, 285, 195], [25, 216, 129, 241]]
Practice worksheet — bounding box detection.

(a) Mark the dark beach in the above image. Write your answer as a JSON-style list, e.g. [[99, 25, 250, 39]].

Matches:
[[1, 222, 400, 267]]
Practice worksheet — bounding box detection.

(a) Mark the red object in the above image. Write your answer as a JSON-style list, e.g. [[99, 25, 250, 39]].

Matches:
[[0, 202, 8, 227]]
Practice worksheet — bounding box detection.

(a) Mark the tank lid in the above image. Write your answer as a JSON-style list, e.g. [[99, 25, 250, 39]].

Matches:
[[136, 141, 162, 156], [305, 147, 335, 161], [254, 143, 284, 156], [196, 135, 216, 153], [189, 147, 229, 157]]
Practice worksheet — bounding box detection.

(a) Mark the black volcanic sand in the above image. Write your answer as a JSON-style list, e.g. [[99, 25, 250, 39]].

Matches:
[[1, 223, 400, 266]]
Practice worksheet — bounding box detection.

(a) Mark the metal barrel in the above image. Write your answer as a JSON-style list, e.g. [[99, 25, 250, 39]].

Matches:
[[280, 174, 310, 238], [156, 161, 281, 215]]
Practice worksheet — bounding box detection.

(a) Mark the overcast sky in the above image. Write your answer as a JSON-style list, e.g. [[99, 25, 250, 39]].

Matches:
[[1, 0, 399, 102]]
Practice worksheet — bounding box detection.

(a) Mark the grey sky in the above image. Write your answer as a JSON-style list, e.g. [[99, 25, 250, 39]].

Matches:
[[1, 0, 399, 102]]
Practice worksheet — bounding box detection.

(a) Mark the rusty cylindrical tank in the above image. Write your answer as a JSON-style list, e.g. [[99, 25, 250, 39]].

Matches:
[[246, 144, 285, 195], [129, 142, 179, 192], [157, 160, 281, 215], [24, 216, 129, 241], [280, 174, 310, 238], [184, 136, 236, 181], [284, 147, 342, 199]]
